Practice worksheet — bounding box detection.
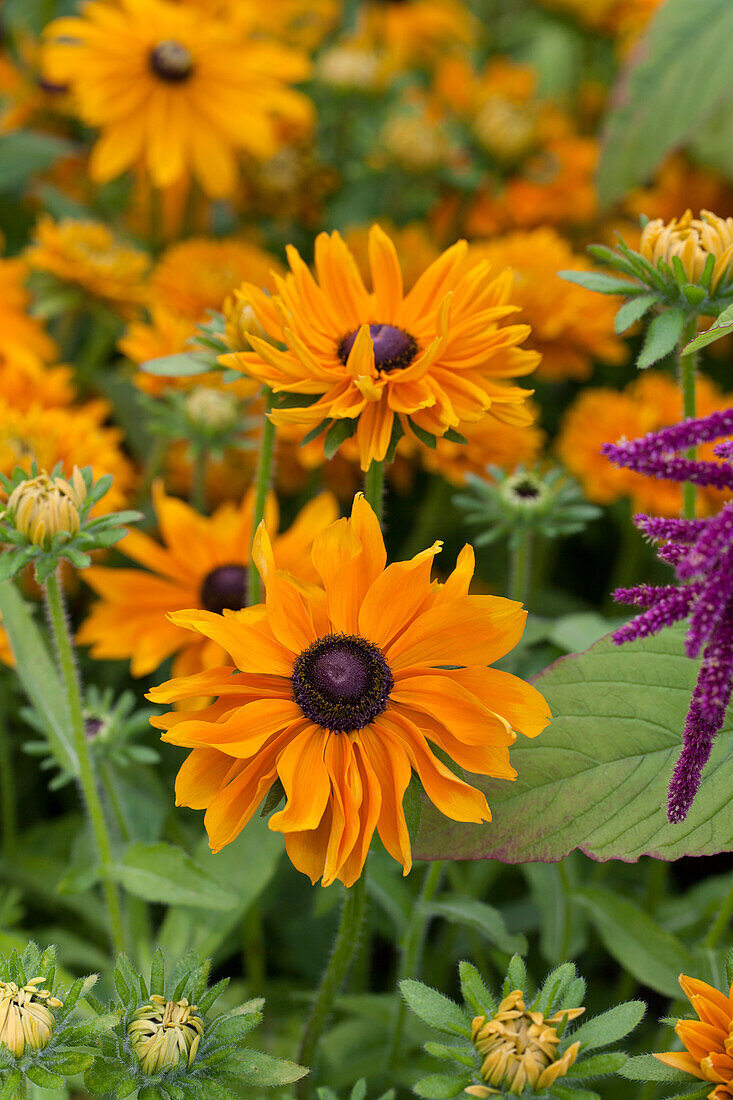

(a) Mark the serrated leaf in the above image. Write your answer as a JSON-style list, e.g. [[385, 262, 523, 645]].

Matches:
[[570, 1001, 645, 1052], [414, 626, 733, 864], [558, 270, 638, 295], [0, 581, 77, 777], [413, 1074, 472, 1099], [109, 842, 237, 909], [684, 302, 733, 353], [637, 307, 686, 369], [614, 294, 658, 334], [400, 979, 471, 1037], [598, 0, 733, 203], [426, 897, 527, 955]]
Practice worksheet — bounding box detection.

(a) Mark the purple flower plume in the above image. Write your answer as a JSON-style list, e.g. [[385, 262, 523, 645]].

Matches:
[[605, 409, 733, 823]]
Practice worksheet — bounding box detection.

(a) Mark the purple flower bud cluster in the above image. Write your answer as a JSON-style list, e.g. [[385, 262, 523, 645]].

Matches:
[[604, 409, 733, 823]]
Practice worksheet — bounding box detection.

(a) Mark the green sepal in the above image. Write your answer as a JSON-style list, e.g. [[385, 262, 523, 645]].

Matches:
[[384, 416, 405, 463], [324, 417, 358, 458], [443, 428, 468, 444], [300, 418, 332, 446], [458, 961, 497, 1019], [636, 307, 687, 369], [412, 1073, 471, 1098], [409, 420, 437, 449], [503, 955, 528, 998], [423, 1040, 476, 1067], [399, 980, 472, 1038], [551, 1087, 602, 1100], [570, 1001, 645, 1052], [403, 773, 423, 841], [620, 1054, 692, 1082], [25, 1064, 65, 1089], [558, 270, 640, 295], [142, 351, 215, 377], [0, 1070, 24, 1099], [566, 1051, 627, 1077], [681, 284, 707, 306], [272, 391, 321, 409], [614, 294, 658, 334]]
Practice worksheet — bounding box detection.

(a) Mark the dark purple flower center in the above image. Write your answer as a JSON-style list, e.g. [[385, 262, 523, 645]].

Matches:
[[200, 564, 248, 615], [291, 633, 393, 732], [338, 323, 418, 373], [150, 40, 194, 83]]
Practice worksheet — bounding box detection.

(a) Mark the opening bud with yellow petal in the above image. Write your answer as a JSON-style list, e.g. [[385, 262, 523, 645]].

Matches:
[[401, 956, 644, 1098], [0, 977, 62, 1057], [561, 210, 733, 371], [128, 995, 203, 1075], [0, 462, 141, 584]]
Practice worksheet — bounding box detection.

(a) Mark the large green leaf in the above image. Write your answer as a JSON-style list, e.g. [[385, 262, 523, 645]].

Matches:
[[598, 0, 733, 204], [0, 581, 77, 777], [108, 842, 237, 910], [414, 626, 733, 863]]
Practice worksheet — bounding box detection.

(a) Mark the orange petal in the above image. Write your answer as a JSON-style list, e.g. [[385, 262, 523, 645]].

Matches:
[[385, 595, 526, 670], [270, 725, 331, 833], [403, 666, 551, 739], [358, 543, 442, 650], [358, 725, 412, 874], [252, 522, 317, 652], [369, 224, 403, 321], [160, 697, 301, 755], [174, 747, 237, 810], [652, 1052, 706, 1080], [391, 675, 515, 747], [169, 609, 295, 675]]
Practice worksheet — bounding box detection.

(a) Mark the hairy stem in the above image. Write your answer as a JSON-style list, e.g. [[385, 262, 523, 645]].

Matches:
[[45, 569, 126, 955], [679, 318, 699, 520], [248, 388, 276, 606], [363, 459, 385, 522]]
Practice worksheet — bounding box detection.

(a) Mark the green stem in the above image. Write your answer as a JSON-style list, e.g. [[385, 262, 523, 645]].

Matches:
[[190, 445, 207, 514], [679, 318, 699, 520], [45, 569, 126, 956], [242, 903, 266, 994], [389, 860, 444, 1070], [0, 696, 17, 857], [702, 877, 733, 949], [296, 873, 368, 1095], [248, 389, 276, 606], [508, 528, 533, 605], [363, 459, 385, 523]]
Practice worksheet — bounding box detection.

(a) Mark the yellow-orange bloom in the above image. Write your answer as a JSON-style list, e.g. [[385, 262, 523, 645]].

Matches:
[[655, 974, 733, 1099], [640, 209, 733, 291], [556, 371, 733, 516], [224, 224, 539, 471], [79, 483, 338, 681], [0, 257, 58, 372], [359, 0, 476, 65], [148, 495, 550, 887], [26, 216, 150, 316], [465, 229, 627, 382], [42, 0, 313, 198]]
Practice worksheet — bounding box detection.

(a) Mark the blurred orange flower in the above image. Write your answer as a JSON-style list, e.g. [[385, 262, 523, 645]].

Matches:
[[42, 0, 313, 197], [655, 973, 733, 1099]]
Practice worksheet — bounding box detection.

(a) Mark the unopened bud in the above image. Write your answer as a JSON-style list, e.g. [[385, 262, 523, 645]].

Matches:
[[222, 294, 267, 353], [184, 387, 239, 432], [128, 995, 204, 1075], [6, 468, 86, 548], [0, 977, 63, 1057]]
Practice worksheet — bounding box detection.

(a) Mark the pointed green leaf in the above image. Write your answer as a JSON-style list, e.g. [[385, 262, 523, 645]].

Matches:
[[566, 1051, 627, 1076], [684, 302, 733, 353], [413, 1074, 472, 1099], [614, 294, 658, 334], [558, 270, 638, 295], [426, 897, 527, 955], [142, 351, 214, 376], [621, 1054, 694, 1082], [400, 979, 471, 1037], [570, 1001, 645, 1052], [109, 842, 237, 909], [324, 418, 358, 458], [637, 307, 686, 369], [458, 961, 496, 1019]]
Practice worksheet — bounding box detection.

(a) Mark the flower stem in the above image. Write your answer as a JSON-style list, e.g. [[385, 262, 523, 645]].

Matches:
[[296, 873, 367, 1094], [389, 860, 444, 1070], [702, 877, 733, 949], [0, 693, 17, 857], [679, 319, 699, 520], [44, 568, 126, 956], [363, 459, 385, 523], [508, 528, 533, 605], [248, 388, 276, 606]]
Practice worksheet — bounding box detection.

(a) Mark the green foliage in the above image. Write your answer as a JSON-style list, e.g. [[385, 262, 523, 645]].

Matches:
[[415, 625, 733, 863], [107, 841, 238, 910], [635, 308, 686, 369]]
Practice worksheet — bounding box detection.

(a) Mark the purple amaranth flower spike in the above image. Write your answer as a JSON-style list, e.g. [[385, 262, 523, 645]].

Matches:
[[603, 409, 733, 823]]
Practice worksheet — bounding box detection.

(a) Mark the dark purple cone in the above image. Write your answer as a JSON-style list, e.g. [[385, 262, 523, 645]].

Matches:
[[200, 564, 248, 614], [338, 323, 418, 372]]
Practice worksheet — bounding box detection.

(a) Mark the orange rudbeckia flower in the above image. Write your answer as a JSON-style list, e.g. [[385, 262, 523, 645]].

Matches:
[[78, 482, 337, 681], [148, 494, 550, 887], [655, 974, 733, 1099], [223, 224, 540, 471]]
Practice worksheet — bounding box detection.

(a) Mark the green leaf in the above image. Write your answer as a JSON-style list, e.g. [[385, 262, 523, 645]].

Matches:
[[570, 1001, 645, 1052], [409, 420, 437, 449], [575, 889, 692, 997], [149, 946, 165, 996], [614, 294, 658, 334], [399, 979, 471, 1038], [598, 0, 733, 204], [552, 1088, 601, 1100], [0, 131, 76, 191], [403, 774, 422, 840], [684, 302, 733, 353], [558, 270, 638, 295], [141, 351, 214, 377], [726, 947, 733, 987], [412, 1074, 472, 1099], [324, 418, 358, 459], [424, 1040, 476, 1066], [566, 1051, 627, 1077], [414, 626, 733, 864], [425, 897, 527, 955], [0, 581, 77, 777], [227, 1048, 308, 1085], [636, 307, 686, 369], [523, 863, 571, 965], [621, 1054, 693, 1082], [109, 842, 237, 909], [25, 1065, 65, 1089], [45, 1050, 95, 1075], [0, 1071, 23, 1099], [458, 961, 496, 1018]]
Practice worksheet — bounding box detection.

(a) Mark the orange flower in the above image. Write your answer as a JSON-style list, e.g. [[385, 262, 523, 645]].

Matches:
[[42, 0, 313, 197], [359, 0, 476, 65], [655, 974, 733, 1099], [224, 224, 539, 470], [148, 494, 550, 886], [0, 257, 58, 371], [466, 229, 627, 382], [79, 483, 338, 681], [344, 223, 440, 294], [556, 372, 733, 516]]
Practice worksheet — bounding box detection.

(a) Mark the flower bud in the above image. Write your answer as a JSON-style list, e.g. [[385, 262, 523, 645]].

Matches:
[[222, 294, 267, 353], [317, 44, 382, 91], [127, 995, 204, 1075], [0, 977, 63, 1057], [184, 387, 239, 433], [6, 468, 86, 548], [640, 209, 733, 290], [473, 96, 537, 162]]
